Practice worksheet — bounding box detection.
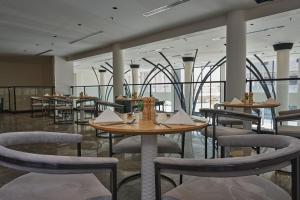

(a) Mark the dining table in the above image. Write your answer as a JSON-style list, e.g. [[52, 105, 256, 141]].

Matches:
[[221, 101, 280, 129], [90, 112, 208, 200]]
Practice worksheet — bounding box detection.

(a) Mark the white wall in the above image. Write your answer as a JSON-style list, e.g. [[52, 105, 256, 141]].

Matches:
[[54, 56, 74, 95]]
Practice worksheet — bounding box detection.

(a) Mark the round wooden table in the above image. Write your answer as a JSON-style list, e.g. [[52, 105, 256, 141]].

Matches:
[[90, 113, 208, 200]]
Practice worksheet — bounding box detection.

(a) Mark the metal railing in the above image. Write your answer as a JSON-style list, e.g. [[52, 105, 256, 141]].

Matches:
[[0, 86, 54, 112]]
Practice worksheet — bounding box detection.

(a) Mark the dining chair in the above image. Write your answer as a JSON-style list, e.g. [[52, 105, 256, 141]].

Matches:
[[74, 98, 97, 126], [213, 103, 243, 127], [0, 131, 118, 200], [30, 96, 48, 118], [200, 108, 261, 158], [275, 109, 300, 139], [52, 97, 74, 124], [155, 134, 300, 200]]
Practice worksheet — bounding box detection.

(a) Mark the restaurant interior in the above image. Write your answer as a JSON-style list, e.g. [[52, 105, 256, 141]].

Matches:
[[1, 0, 300, 200]]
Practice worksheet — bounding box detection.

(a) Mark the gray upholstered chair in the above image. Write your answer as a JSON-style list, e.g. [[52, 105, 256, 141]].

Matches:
[[275, 109, 300, 139], [213, 103, 244, 126], [200, 109, 261, 158], [155, 134, 300, 200], [0, 131, 118, 200]]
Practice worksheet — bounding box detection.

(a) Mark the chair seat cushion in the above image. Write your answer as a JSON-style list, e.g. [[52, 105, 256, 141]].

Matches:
[[278, 125, 300, 138], [162, 176, 290, 200], [204, 126, 254, 138], [0, 173, 111, 200], [113, 135, 181, 154], [217, 117, 243, 126]]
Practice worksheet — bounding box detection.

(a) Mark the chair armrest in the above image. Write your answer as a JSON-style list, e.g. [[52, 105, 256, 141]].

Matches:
[[275, 113, 300, 122], [0, 132, 82, 147], [218, 134, 293, 149], [0, 146, 118, 174], [154, 154, 289, 178], [155, 135, 300, 177], [279, 109, 300, 116]]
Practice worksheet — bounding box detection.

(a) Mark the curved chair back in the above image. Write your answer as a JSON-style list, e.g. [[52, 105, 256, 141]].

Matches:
[[154, 134, 300, 200], [200, 108, 261, 125], [0, 131, 118, 200]]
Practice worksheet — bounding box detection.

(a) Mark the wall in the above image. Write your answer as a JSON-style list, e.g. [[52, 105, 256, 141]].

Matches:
[[0, 55, 54, 86], [54, 56, 74, 95]]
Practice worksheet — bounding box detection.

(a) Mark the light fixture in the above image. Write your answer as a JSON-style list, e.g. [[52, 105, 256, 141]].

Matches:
[[143, 0, 190, 17], [69, 30, 104, 44], [35, 49, 53, 56]]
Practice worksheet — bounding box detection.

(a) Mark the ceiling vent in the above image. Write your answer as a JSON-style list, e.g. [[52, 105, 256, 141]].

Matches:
[[255, 0, 273, 4], [143, 0, 190, 17]]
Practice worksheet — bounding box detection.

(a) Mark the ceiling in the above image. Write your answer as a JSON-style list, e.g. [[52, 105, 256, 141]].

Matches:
[[74, 8, 300, 71], [0, 0, 260, 56]]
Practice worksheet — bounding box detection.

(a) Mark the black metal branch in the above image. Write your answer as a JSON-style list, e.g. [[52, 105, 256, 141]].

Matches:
[[254, 54, 276, 99]]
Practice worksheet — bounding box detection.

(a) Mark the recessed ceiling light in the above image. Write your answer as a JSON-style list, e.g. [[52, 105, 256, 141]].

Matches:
[[143, 0, 190, 17]]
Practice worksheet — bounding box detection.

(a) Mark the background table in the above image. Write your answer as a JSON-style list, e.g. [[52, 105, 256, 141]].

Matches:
[[221, 102, 280, 129], [90, 113, 207, 200]]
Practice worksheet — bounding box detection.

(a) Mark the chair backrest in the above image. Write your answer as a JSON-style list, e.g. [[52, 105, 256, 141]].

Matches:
[[155, 134, 300, 177], [95, 100, 125, 115], [0, 131, 118, 200], [0, 131, 82, 173], [200, 108, 261, 124]]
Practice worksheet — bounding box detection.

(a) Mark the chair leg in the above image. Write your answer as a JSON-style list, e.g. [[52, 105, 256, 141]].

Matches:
[[291, 157, 300, 200], [109, 133, 113, 157], [205, 127, 208, 159], [180, 132, 185, 184], [155, 164, 162, 200]]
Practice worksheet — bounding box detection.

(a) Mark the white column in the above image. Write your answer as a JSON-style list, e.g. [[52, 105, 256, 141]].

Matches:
[[99, 69, 106, 100], [183, 57, 195, 114], [130, 64, 140, 96], [183, 57, 195, 158], [220, 63, 226, 102], [298, 58, 300, 125], [273, 43, 293, 111], [226, 10, 246, 101], [112, 43, 124, 99]]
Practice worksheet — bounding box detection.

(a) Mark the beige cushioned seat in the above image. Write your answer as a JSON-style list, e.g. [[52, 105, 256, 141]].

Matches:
[[278, 125, 300, 138], [162, 176, 290, 200], [204, 126, 254, 138], [0, 173, 112, 200], [113, 135, 181, 154]]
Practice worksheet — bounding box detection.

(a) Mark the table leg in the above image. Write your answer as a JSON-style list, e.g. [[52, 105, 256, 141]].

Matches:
[[141, 135, 157, 200], [80, 102, 84, 122]]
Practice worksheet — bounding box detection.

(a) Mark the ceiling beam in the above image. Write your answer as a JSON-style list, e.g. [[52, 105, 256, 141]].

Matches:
[[66, 0, 300, 61]]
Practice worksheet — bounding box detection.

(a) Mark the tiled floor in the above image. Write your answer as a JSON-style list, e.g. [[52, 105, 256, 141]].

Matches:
[[0, 112, 292, 199]]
